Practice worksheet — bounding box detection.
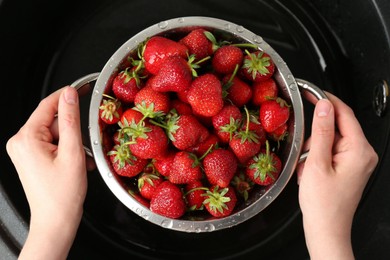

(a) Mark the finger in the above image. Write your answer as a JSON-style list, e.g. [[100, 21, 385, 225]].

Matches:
[[56, 87, 84, 161], [325, 93, 365, 138], [26, 88, 64, 130], [306, 99, 335, 170]]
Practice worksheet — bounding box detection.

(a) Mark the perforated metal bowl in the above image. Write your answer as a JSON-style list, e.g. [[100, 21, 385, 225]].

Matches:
[[72, 16, 327, 232]]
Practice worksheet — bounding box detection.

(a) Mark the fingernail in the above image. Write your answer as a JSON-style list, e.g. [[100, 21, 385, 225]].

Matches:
[[64, 87, 78, 105], [316, 99, 331, 117]]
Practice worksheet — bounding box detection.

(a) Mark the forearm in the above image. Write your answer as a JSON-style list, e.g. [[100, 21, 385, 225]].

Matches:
[[303, 216, 355, 260], [19, 212, 82, 260]]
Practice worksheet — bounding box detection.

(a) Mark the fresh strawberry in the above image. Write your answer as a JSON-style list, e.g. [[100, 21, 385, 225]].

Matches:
[[203, 185, 237, 218], [128, 189, 150, 208], [269, 122, 288, 142], [134, 85, 170, 116], [212, 104, 242, 143], [150, 56, 193, 93], [229, 107, 261, 164], [112, 130, 121, 145], [212, 45, 243, 74], [184, 181, 208, 211], [241, 50, 275, 82], [203, 148, 238, 188], [107, 143, 148, 178], [222, 70, 252, 108], [163, 113, 209, 151], [259, 97, 290, 133], [99, 95, 123, 124], [112, 66, 143, 104], [251, 78, 278, 105], [143, 36, 189, 75], [138, 172, 164, 200], [246, 141, 281, 186], [170, 99, 193, 115], [176, 88, 190, 103], [246, 111, 267, 145], [150, 181, 186, 219], [120, 108, 144, 126], [152, 150, 176, 177], [186, 133, 219, 157], [179, 28, 217, 60], [168, 151, 203, 184], [187, 73, 224, 117], [128, 123, 169, 159], [231, 171, 254, 201]]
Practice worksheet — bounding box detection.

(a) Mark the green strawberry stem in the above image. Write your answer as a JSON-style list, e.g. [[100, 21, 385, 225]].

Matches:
[[102, 93, 117, 101], [198, 144, 215, 161], [244, 106, 250, 135], [231, 43, 258, 49], [183, 186, 210, 197], [226, 64, 240, 86], [235, 107, 259, 144], [188, 54, 211, 77]]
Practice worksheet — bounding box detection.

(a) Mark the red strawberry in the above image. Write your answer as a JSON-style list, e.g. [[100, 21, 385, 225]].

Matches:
[[203, 185, 237, 218], [245, 111, 267, 145], [229, 107, 261, 164], [138, 172, 164, 200], [231, 171, 254, 201], [179, 28, 216, 60], [269, 123, 288, 142], [203, 148, 238, 188], [168, 151, 202, 184], [212, 45, 243, 74], [150, 56, 192, 93], [108, 143, 148, 178], [112, 66, 143, 104], [143, 36, 189, 75], [128, 189, 150, 208], [212, 104, 242, 143], [252, 78, 278, 105], [259, 97, 290, 133], [222, 72, 252, 108], [164, 113, 210, 151], [134, 85, 170, 116], [184, 181, 208, 211], [176, 88, 190, 103], [129, 123, 169, 159], [99, 95, 123, 124], [150, 181, 186, 219], [171, 99, 193, 115], [187, 73, 224, 117], [241, 50, 275, 82], [246, 141, 281, 186], [152, 150, 176, 177], [120, 108, 144, 125], [186, 133, 219, 157]]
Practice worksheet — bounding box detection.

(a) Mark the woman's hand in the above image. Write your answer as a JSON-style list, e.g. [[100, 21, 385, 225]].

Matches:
[[6, 86, 91, 259], [296, 92, 378, 260]]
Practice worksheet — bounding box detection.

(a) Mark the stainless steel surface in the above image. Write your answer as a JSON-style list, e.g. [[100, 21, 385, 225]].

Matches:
[[70, 72, 100, 158], [84, 16, 324, 232]]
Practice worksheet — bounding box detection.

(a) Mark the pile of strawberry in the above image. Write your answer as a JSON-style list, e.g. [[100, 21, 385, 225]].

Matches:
[[99, 28, 291, 220]]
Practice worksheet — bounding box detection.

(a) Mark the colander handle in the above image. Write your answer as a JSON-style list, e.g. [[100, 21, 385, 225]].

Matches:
[[295, 78, 329, 163], [70, 72, 100, 158]]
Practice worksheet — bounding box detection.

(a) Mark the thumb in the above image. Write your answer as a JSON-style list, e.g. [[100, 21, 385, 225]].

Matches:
[[307, 99, 335, 170], [57, 87, 84, 161]]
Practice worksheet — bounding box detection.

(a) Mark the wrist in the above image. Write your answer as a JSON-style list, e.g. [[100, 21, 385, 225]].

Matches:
[[303, 216, 354, 260], [19, 209, 83, 260]]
